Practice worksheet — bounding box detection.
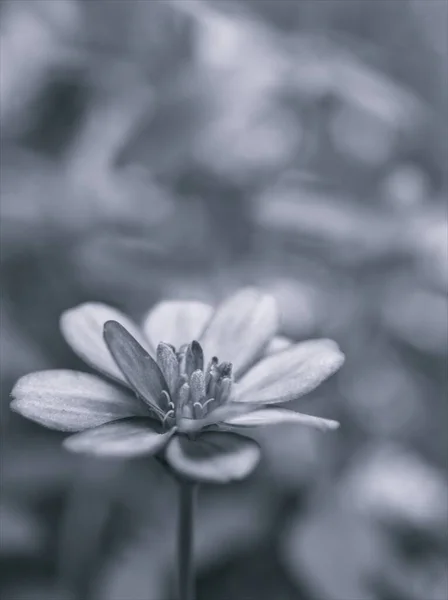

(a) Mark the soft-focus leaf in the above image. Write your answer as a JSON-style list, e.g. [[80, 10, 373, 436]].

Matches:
[[0, 502, 44, 556], [381, 285, 448, 355], [339, 444, 448, 536], [280, 498, 390, 600]]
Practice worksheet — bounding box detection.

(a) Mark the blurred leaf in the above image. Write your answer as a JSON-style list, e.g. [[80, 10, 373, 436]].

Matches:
[[405, 206, 448, 293], [252, 183, 404, 264], [339, 343, 426, 436], [1, 584, 73, 600], [2, 439, 75, 499], [95, 479, 272, 600], [1, 305, 49, 386], [0, 0, 81, 137], [0, 502, 44, 557], [339, 443, 448, 537], [280, 496, 389, 600], [380, 283, 448, 355], [57, 459, 124, 600]]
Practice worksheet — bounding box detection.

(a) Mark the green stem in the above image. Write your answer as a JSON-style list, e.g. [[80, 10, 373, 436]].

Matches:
[[178, 481, 197, 600]]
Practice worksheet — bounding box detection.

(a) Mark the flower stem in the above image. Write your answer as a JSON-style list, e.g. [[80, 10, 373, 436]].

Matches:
[[178, 481, 197, 600]]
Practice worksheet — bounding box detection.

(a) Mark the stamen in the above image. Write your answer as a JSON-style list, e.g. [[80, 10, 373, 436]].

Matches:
[[159, 390, 171, 412], [219, 362, 233, 378], [163, 409, 175, 426], [184, 341, 204, 377], [177, 382, 190, 410], [157, 343, 180, 397], [205, 357, 219, 387], [207, 378, 217, 400], [190, 370, 206, 405], [182, 404, 194, 419], [178, 374, 189, 387], [176, 344, 188, 365], [202, 397, 217, 415], [216, 376, 232, 404], [193, 402, 203, 419]]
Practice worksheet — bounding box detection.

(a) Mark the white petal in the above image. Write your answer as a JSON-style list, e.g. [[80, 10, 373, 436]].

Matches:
[[225, 408, 340, 431], [234, 339, 345, 404], [64, 418, 174, 457], [178, 402, 257, 433], [165, 431, 261, 484], [200, 288, 279, 378], [11, 370, 147, 432], [264, 336, 293, 356], [60, 303, 151, 383], [143, 301, 213, 350]]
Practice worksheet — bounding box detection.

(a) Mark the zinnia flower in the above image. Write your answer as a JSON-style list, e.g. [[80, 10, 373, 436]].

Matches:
[[11, 288, 344, 483]]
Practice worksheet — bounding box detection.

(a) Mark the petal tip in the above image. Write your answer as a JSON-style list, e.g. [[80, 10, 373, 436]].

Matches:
[[59, 302, 101, 331], [326, 419, 341, 431], [330, 348, 346, 372], [9, 397, 21, 414], [103, 319, 120, 336], [10, 371, 39, 401]]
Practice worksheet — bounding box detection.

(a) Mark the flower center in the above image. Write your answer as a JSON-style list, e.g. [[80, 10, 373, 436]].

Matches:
[[156, 340, 233, 428]]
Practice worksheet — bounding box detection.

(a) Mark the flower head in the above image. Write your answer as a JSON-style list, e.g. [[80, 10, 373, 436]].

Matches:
[[11, 288, 344, 483]]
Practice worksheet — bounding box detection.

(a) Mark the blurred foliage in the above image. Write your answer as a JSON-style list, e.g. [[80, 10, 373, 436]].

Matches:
[[1, 1, 447, 599]]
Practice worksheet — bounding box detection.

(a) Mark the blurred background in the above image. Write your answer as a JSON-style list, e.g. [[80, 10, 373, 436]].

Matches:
[[1, 1, 447, 599]]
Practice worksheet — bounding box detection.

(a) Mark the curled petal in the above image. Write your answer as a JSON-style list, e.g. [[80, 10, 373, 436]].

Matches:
[[177, 401, 256, 433], [143, 301, 213, 350], [165, 431, 261, 484], [11, 370, 146, 432], [200, 288, 279, 379], [234, 339, 345, 404], [104, 321, 167, 419], [224, 408, 340, 431], [264, 336, 293, 356], [60, 303, 151, 383], [64, 418, 174, 457]]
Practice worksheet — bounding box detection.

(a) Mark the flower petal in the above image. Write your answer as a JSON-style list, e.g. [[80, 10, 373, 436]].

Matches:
[[10, 370, 146, 432], [64, 418, 174, 457], [264, 336, 293, 356], [142, 301, 213, 350], [199, 288, 279, 379], [165, 431, 261, 484], [103, 321, 167, 419], [177, 401, 257, 433], [60, 303, 151, 383], [224, 408, 340, 431], [234, 339, 345, 404]]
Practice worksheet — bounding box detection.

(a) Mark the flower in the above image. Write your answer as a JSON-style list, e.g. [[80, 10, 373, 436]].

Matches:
[[11, 288, 344, 484]]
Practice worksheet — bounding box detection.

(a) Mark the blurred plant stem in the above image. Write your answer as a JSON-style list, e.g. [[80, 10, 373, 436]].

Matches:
[[178, 481, 197, 600], [57, 459, 122, 600]]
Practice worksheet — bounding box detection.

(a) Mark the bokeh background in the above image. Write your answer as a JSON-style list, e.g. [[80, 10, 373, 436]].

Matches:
[[1, 1, 447, 599]]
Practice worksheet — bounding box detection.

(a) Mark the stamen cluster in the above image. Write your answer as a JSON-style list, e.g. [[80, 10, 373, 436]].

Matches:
[[156, 340, 233, 428]]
